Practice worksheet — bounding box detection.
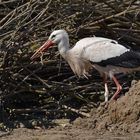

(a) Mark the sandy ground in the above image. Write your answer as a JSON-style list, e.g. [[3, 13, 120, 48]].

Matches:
[[1, 127, 140, 140], [1, 80, 140, 140]]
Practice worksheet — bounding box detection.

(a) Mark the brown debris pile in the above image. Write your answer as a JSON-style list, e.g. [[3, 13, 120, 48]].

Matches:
[[74, 81, 140, 135]]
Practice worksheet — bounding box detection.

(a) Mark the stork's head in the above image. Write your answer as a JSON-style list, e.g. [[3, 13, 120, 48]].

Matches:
[[31, 30, 68, 59]]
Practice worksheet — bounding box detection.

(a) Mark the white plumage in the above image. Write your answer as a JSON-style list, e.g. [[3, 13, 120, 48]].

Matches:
[[70, 37, 129, 62], [31, 30, 140, 102]]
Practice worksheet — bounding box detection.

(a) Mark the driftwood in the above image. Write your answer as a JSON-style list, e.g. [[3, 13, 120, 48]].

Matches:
[[0, 0, 140, 128]]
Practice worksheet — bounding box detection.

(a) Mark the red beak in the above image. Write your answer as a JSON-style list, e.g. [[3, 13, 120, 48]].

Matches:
[[31, 39, 54, 60]]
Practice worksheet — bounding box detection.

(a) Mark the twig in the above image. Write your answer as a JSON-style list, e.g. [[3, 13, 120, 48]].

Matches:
[[62, 105, 90, 117]]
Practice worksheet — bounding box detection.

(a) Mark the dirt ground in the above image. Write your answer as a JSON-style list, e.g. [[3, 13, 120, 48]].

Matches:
[[1, 80, 140, 140]]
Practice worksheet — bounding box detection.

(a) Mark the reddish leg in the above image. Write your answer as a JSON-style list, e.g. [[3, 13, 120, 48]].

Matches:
[[111, 75, 122, 100]]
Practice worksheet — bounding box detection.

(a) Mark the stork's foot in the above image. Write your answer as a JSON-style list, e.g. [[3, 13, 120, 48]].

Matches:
[[100, 102, 106, 106], [100, 101, 109, 109]]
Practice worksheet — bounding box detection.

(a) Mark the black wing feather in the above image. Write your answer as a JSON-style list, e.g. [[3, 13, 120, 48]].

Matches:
[[94, 50, 140, 68]]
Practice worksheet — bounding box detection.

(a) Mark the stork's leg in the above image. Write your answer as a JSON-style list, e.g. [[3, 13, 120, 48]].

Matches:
[[111, 75, 122, 100], [103, 74, 109, 102]]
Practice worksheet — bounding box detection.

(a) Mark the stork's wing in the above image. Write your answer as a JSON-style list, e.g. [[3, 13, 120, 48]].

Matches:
[[72, 37, 129, 61], [72, 37, 140, 67], [72, 37, 140, 68], [94, 50, 140, 68]]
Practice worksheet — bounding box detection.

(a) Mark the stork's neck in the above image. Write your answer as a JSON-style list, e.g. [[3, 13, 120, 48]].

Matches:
[[58, 37, 70, 58]]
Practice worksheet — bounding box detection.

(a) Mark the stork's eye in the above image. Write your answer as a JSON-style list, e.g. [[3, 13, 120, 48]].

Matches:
[[51, 34, 56, 39]]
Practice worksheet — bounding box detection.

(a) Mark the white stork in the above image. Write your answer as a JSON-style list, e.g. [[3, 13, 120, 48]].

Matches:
[[31, 30, 140, 102]]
